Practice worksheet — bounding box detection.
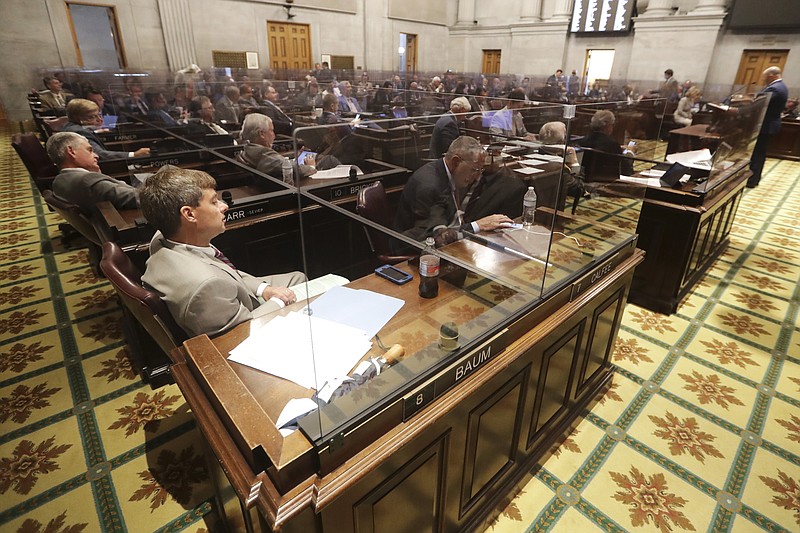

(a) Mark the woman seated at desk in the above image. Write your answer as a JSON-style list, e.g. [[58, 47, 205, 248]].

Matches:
[[62, 99, 151, 160], [674, 86, 701, 127]]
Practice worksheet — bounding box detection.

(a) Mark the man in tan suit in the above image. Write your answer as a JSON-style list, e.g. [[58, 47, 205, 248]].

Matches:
[[38, 76, 72, 112], [140, 167, 305, 337]]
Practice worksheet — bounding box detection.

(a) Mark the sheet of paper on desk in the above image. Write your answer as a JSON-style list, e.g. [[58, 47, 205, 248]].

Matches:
[[506, 139, 541, 149], [529, 153, 564, 162], [228, 312, 371, 390], [620, 176, 663, 187], [308, 285, 404, 339], [666, 149, 712, 170], [513, 166, 545, 175], [310, 165, 364, 179], [290, 273, 349, 302], [640, 169, 666, 178]]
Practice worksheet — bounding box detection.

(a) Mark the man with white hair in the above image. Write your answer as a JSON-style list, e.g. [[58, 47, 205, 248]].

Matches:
[[336, 80, 363, 114], [237, 113, 323, 180], [46, 131, 138, 213], [748, 66, 788, 188], [429, 96, 472, 159], [428, 76, 444, 93]]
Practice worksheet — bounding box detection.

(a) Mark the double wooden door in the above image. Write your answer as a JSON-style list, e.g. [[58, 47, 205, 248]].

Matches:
[[267, 21, 312, 72], [735, 50, 789, 93]]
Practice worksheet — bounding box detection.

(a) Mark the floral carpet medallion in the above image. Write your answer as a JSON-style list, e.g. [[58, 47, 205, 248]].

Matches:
[[610, 466, 696, 533]]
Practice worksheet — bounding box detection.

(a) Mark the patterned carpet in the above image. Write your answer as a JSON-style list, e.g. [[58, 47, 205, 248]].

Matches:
[[1, 121, 798, 532]]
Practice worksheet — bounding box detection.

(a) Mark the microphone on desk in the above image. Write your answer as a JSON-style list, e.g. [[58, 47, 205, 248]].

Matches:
[[349, 166, 358, 182], [221, 191, 233, 207]]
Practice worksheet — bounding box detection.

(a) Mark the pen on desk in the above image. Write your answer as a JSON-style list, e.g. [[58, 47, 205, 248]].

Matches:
[[466, 233, 548, 266]]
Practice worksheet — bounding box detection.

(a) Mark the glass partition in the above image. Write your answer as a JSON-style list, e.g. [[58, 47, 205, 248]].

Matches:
[[43, 67, 645, 451]]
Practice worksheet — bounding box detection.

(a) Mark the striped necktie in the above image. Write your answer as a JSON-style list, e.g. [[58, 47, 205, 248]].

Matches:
[[214, 248, 237, 270]]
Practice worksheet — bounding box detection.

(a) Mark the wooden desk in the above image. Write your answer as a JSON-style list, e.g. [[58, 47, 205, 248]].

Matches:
[[766, 118, 800, 161], [172, 230, 643, 532], [628, 160, 750, 314], [666, 124, 722, 155]]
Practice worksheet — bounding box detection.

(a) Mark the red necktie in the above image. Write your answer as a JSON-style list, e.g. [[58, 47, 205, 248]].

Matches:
[[214, 248, 237, 270]]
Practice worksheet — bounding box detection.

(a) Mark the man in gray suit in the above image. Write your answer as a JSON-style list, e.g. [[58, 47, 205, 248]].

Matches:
[[140, 167, 305, 337], [46, 132, 138, 213]]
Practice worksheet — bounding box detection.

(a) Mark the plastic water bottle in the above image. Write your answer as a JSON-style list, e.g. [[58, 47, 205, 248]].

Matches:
[[419, 237, 439, 298], [522, 186, 537, 227], [282, 157, 293, 184]]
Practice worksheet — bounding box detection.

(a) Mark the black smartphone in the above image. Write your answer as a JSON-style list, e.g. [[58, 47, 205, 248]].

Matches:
[[375, 264, 413, 285]]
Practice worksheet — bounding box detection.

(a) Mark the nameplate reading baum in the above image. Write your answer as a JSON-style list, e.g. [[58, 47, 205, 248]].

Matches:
[[403, 330, 508, 421], [224, 200, 269, 223], [329, 179, 378, 201], [569, 252, 619, 301]]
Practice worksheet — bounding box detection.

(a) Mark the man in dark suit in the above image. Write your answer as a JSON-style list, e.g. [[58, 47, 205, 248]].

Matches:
[[429, 96, 471, 159], [394, 136, 513, 243], [140, 167, 305, 337], [260, 84, 293, 135], [46, 132, 138, 213], [748, 66, 789, 188], [578, 109, 634, 182]]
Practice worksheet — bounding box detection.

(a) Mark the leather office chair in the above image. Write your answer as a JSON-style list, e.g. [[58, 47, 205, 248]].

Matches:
[[43, 116, 69, 137], [11, 133, 59, 193], [356, 181, 415, 265], [100, 241, 188, 385], [41, 189, 103, 272]]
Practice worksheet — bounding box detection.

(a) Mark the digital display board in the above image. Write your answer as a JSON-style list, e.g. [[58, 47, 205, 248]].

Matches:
[[570, 0, 634, 34]]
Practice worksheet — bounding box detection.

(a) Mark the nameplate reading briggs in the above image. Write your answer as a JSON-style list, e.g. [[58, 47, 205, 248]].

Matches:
[[569, 252, 619, 301], [402, 330, 508, 421], [329, 179, 378, 201]]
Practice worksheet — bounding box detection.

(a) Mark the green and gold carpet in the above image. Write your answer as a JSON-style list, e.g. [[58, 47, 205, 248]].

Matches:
[[1, 122, 798, 532]]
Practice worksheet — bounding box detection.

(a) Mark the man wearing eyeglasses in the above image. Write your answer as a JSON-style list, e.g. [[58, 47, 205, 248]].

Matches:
[[394, 136, 513, 245]]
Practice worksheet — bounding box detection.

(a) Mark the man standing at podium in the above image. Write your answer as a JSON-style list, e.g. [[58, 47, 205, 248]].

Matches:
[[748, 66, 788, 188], [140, 167, 305, 337]]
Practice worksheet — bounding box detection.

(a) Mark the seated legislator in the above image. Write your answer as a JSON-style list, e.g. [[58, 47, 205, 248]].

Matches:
[[260, 84, 294, 135], [187, 96, 230, 135], [673, 86, 700, 127], [215, 85, 241, 125], [429, 96, 471, 159], [293, 80, 322, 109], [38, 76, 72, 114], [337, 81, 363, 115], [146, 92, 179, 126], [578, 110, 634, 182], [46, 132, 138, 213], [394, 136, 513, 243], [139, 167, 306, 337], [489, 88, 535, 141], [539, 122, 584, 199], [62, 99, 151, 160], [84, 87, 115, 116], [237, 113, 338, 179]]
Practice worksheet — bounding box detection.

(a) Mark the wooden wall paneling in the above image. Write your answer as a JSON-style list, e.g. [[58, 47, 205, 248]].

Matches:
[[526, 322, 583, 449], [458, 369, 527, 518], [349, 432, 450, 533], [575, 288, 625, 398]]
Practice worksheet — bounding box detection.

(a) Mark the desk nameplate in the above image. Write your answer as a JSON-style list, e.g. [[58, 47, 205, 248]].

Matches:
[[224, 199, 270, 223], [329, 179, 380, 201], [402, 329, 509, 421], [570, 253, 620, 301]]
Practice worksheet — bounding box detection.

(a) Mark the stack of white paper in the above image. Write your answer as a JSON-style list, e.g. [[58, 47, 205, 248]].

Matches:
[[229, 311, 372, 390], [310, 165, 364, 180], [666, 149, 713, 170]]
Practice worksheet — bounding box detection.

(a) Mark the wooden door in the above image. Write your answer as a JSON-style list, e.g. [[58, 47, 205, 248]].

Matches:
[[482, 50, 501, 75], [405, 34, 418, 73], [735, 50, 789, 93], [267, 21, 312, 73]]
